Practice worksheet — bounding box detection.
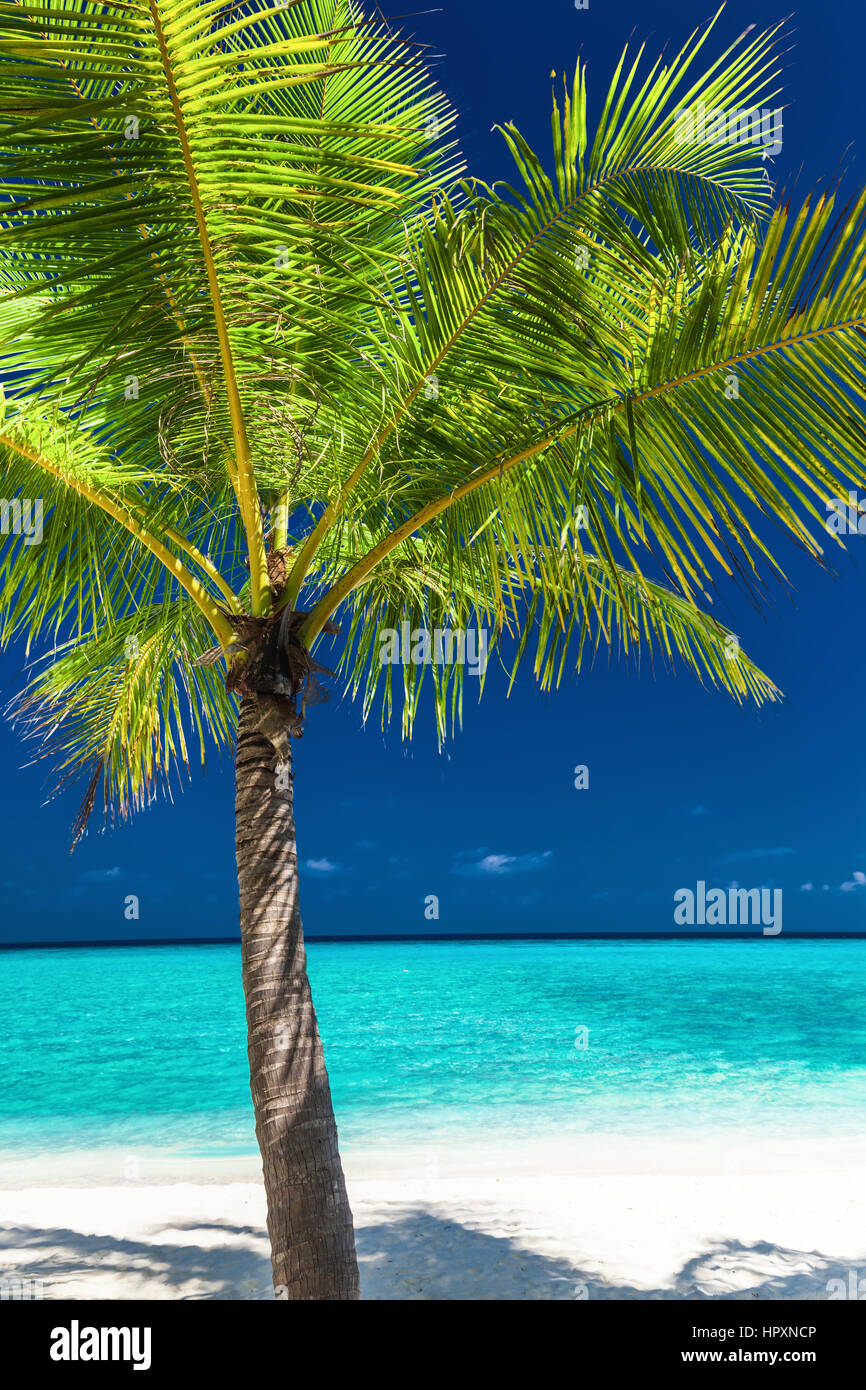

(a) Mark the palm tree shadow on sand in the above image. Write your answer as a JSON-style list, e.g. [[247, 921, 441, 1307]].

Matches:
[[1, 1214, 860, 1300]]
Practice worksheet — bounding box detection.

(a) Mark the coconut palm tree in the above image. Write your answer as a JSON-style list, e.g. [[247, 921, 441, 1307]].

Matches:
[[0, 0, 864, 1299]]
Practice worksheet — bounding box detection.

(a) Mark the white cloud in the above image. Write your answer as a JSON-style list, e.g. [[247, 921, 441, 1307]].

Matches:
[[305, 858, 339, 874], [479, 854, 515, 874], [81, 867, 122, 883], [453, 849, 553, 877]]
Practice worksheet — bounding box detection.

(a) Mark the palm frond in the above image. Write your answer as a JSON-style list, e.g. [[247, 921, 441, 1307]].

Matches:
[[337, 556, 780, 743], [9, 597, 237, 836], [301, 187, 866, 664]]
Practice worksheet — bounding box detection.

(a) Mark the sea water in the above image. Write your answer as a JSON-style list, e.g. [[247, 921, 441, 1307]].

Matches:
[[1, 938, 864, 1160]]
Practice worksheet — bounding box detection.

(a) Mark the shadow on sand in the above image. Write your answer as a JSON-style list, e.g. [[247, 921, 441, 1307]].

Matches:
[[1, 1211, 858, 1299]]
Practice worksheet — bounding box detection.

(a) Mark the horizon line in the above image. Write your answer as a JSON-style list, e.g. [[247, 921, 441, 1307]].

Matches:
[[2, 931, 866, 950]]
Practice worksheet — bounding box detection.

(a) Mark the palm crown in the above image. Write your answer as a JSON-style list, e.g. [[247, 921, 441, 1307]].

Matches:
[[1, 0, 865, 832]]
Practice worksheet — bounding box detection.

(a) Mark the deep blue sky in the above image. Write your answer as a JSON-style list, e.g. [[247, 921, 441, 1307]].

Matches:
[[1, 0, 864, 942]]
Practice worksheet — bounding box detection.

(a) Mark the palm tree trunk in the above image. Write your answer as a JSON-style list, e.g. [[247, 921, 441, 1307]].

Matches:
[[234, 695, 360, 1300]]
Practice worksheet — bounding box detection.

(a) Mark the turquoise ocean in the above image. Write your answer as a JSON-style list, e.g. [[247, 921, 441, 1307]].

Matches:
[[1, 938, 865, 1160]]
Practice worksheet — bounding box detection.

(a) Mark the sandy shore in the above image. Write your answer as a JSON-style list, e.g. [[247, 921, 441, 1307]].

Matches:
[[1, 1137, 864, 1300]]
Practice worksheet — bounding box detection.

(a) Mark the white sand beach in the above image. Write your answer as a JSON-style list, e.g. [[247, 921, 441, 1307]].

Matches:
[[1, 1135, 864, 1300]]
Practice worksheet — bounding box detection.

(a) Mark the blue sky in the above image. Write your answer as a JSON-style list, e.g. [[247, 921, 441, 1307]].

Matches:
[[1, 0, 865, 942]]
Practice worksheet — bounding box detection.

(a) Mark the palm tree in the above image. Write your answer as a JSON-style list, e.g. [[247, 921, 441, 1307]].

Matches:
[[0, 0, 864, 1299]]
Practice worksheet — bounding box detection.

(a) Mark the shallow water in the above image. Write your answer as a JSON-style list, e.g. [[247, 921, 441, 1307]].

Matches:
[[1, 938, 864, 1158]]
